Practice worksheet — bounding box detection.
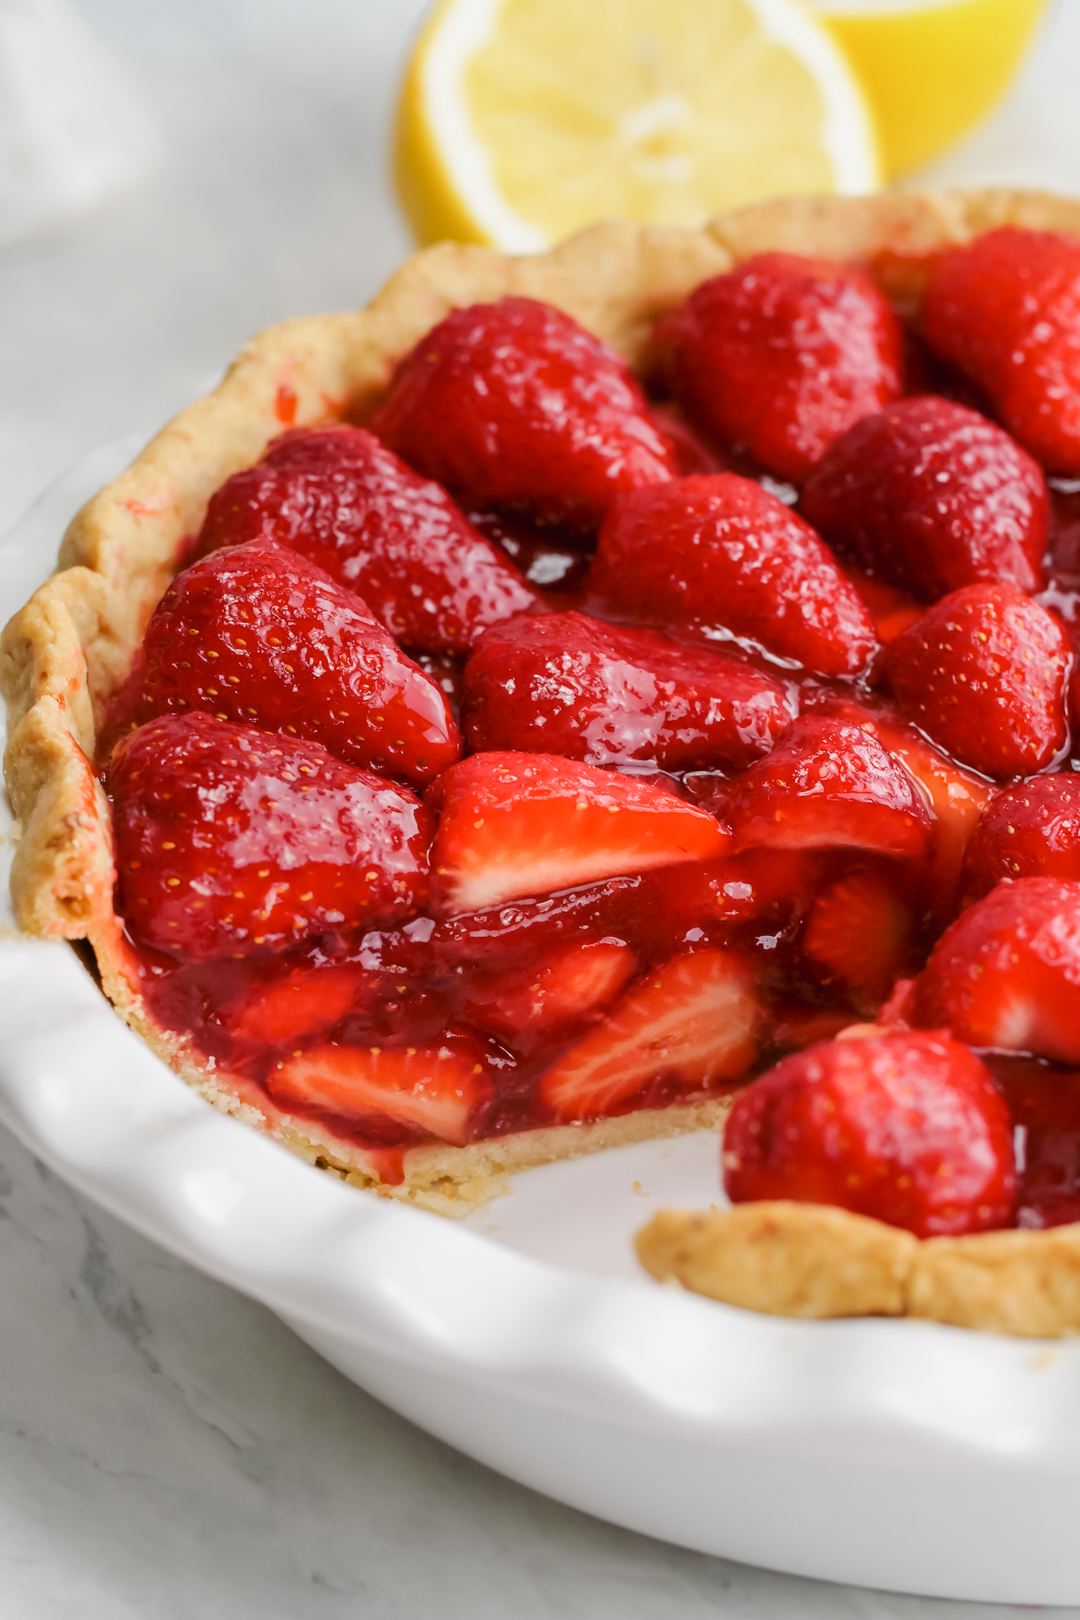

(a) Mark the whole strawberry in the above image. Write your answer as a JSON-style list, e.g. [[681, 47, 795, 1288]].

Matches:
[[923, 226, 1080, 474], [665, 252, 902, 482], [800, 396, 1048, 601], [884, 584, 1069, 778], [964, 773, 1080, 899], [462, 610, 790, 771], [139, 540, 461, 785], [591, 473, 879, 678], [910, 877, 1080, 1063], [723, 1029, 1016, 1238], [110, 714, 432, 960], [371, 296, 675, 529], [197, 426, 538, 652]]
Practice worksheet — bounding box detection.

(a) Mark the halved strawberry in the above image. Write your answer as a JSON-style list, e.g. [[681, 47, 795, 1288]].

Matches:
[[923, 226, 1080, 475], [139, 539, 461, 784], [464, 941, 637, 1041], [802, 870, 921, 1007], [910, 877, 1080, 1063], [664, 252, 902, 482], [724, 714, 932, 860], [800, 396, 1048, 601], [723, 1029, 1015, 1238], [539, 949, 759, 1123], [267, 1039, 491, 1145], [884, 584, 1070, 779], [227, 963, 373, 1046], [196, 426, 539, 653], [462, 610, 791, 771], [591, 473, 879, 678], [109, 714, 432, 961], [964, 773, 1080, 899], [371, 296, 675, 529], [426, 751, 729, 917]]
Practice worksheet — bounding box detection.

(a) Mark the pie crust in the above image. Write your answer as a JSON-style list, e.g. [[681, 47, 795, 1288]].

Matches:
[[5, 189, 1080, 1314]]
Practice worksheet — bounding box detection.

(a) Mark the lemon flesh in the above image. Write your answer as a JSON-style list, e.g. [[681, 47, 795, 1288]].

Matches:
[[814, 0, 1048, 177], [396, 0, 881, 250]]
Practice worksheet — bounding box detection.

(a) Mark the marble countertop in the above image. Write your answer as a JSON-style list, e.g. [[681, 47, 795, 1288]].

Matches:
[[3, 2, 1080, 1613]]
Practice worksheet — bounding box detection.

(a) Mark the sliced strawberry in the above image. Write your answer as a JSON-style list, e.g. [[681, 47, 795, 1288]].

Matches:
[[722, 1029, 1015, 1238], [664, 252, 902, 482], [196, 426, 539, 653], [538, 949, 759, 1123], [139, 539, 460, 784], [964, 773, 1080, 899], [462, 610, 791, 771], [268, 1039, 491, 1146], [800, 396, 1048, 601], [724, 714, 932, 860], [923, 227, 1080, 475], [426, 751, 728, 917], [910, 877, 1080, 1062], [464, 941, 637, 1042], [884, 584, 1070, 779], [591, 473, 879, 678], [226, 963, 373, 1046], [371, 297, 675, 530], [802, 870, 921, 1006], [109, 714, 432, 961]]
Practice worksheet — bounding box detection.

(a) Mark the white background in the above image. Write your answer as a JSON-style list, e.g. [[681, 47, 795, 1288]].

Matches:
[[2, 2, 1080, 1613]]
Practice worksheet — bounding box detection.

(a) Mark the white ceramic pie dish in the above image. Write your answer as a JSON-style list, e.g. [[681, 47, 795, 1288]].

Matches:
[[4, 445, 1080, 1607]]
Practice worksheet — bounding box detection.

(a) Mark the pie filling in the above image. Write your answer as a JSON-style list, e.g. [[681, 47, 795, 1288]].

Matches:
[[84, 226, 1080, 1229]]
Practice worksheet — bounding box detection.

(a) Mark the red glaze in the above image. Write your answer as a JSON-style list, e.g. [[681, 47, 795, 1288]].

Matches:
[[884, 584, 1070, 779], [371, 296, 675, 529], [723, 1029, 1016, 1237], [988, 1055, 1080, 1229], [923, 227, 1080, 474], [800, 396, 1048, 601], [462, 610, 791, 771], [724, 714, 933, 860], [910, 877, 1080, 1062], [196, 426, 538, 653], [840, 564, 923, 645], [665, 252, 902, 481], [964, 774, 1080, 899], [109, 714, 432, 960], [426, 750, 729, 917], [591, 473, 879, 677], [227, 962, 377, 1046], [139, 540, 460, 785], [539, 949, 760, 1122], [464, 940, 638, 1047]]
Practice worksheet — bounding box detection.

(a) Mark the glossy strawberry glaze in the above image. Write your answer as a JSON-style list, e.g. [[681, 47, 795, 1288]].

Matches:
[[101, 252, 1080, 1221]]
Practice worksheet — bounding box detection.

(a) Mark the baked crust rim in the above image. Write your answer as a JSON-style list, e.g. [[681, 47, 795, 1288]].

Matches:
[[4, 188, 1080, 1318]]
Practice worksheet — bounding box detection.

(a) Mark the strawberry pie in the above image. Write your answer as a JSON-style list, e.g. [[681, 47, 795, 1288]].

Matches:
[[9, 190, 1080, 1333]]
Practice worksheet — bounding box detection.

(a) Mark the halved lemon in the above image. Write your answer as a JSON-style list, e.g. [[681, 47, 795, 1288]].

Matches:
[[395, 0, 882, 251], [813, 0, 1049, 177]]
